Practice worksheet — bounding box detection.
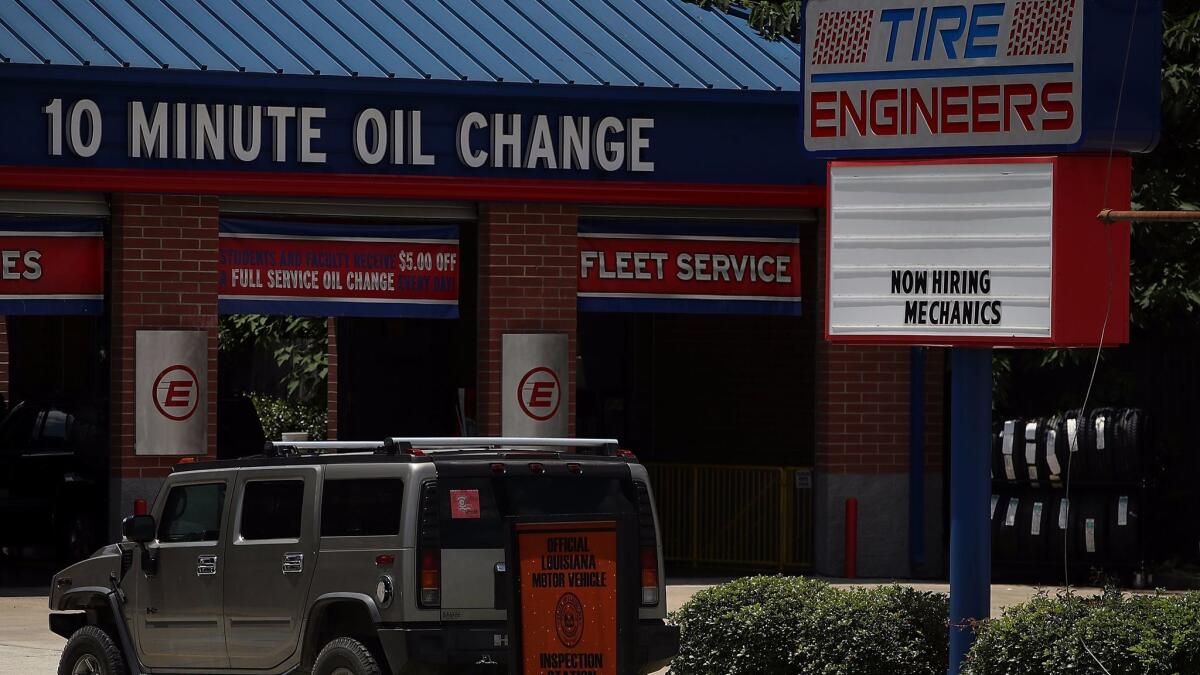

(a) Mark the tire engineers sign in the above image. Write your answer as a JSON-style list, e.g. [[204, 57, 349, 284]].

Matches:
[[136, 330, 207, 455], [804, 0, 1084, 152], [517, 521, 618, 675]]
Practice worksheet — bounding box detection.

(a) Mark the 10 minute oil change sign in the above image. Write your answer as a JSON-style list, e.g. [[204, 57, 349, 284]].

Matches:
[[517, 522, 618, 675]]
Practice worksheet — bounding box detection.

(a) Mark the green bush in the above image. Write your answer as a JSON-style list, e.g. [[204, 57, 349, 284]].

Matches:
[[668, 576, 949, 675], [965, 590, 1200, 675], [249, 393, 327, 441]]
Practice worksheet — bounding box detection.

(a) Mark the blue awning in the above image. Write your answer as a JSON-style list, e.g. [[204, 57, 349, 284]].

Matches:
[[0, 0, 801, 92]]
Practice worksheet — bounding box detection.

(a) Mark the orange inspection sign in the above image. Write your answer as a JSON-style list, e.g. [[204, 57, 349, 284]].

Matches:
[[517, 521, 618, 675]]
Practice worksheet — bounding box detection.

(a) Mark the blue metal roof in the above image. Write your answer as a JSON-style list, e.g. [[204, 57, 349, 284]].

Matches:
[[0, 0, 802, 92]]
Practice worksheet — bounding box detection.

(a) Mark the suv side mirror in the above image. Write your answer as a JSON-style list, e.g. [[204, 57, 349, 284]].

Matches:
[[122, 514, 156, 544]]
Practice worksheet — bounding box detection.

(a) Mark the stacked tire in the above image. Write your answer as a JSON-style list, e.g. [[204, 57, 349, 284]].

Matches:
[[990, 408, 1149, 581]]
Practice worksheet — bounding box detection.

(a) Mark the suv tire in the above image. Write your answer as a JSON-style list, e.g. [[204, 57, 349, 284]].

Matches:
[[58, 625, 127, 675], [313, 637, 383, 675]]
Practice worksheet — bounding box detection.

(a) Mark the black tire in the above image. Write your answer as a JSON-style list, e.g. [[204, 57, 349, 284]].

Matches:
[[58, 625, 127, 675], [313, 637, 383, 675]]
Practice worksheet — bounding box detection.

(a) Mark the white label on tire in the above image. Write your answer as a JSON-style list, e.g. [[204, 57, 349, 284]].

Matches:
[[1031, 502, 1043, 536], [1025, 422, 1038, 482], [1067, 419, 1079, 452], [1046, 429, 1061, 476], [1058, 498, 1070, 529], [1085, 518, 1096, 552], [1003, 421, 1015, 454], [1095, 416, 1106, 450], [1005, 498, 1019, 527], [991, 495, 999, 519], [1119, 496, 1129, 526]]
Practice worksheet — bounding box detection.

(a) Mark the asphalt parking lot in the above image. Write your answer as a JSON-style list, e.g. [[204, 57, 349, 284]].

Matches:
[[0, 580, 1105, 674]]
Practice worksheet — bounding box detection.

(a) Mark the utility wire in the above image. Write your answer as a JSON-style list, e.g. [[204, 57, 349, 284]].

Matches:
[[1062, 3, 1141, 674]]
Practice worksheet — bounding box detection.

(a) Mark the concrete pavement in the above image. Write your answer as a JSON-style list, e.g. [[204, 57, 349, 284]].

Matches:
[[0, 580, 1108, 674]]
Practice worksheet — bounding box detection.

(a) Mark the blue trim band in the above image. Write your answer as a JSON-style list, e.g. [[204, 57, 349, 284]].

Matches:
[[578, 296, 801, 316], [0, 219, 105, 233], [220, 219, 459, 241], [0, 299, 103, 315], [218, 298, 459, 319], [811, 62, 1074, 83], [579, 220, 800, 239]]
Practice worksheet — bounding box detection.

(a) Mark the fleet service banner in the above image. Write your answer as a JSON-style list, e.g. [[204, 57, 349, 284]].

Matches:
[[805, 0, 1085, 152], [517, 521, 618, 675], [0, 220, 103, 315], [218, 219, 459, 318], [578, 221, 802, 316]]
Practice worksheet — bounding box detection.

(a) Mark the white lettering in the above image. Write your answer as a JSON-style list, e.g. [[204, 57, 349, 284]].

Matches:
[[491, 113, 521, 168], [229, 104, 262, 162], [66, 99, 102, 158], [298, 106, 326, 163], [408, 110, 434, 166], [354, 108, 387, 165], [456, 112, 488, 168], [525, 114, 558, 169], [594, 116, 624, 171], [192, 103, 225, 160], [627, 117, 654, 172], [129, 101, 168, 159], [560, 115, 590, 170], [265, 106, 296, 162]]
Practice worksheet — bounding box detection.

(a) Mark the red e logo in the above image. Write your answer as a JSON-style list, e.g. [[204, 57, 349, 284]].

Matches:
[[152, 364, 200, 421], [517, 366, 561, 422]]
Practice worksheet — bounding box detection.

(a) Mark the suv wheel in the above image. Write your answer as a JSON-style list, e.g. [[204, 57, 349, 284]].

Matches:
[[58, 626, 127, 675], [313, 637, 382, 675]]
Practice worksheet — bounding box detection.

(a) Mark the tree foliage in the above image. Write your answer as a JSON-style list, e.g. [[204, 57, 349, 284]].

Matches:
[[218, 315, 328, 404], [1130, 2, 1200, 332], [688, 0, 801, 40]]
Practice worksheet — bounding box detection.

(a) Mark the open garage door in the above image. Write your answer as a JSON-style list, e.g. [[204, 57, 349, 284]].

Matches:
[[0, 194, 109, 583]]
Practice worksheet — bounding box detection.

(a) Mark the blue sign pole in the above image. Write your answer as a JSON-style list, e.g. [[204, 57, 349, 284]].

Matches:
[[948, 347, 992, 674], [909, 347, 926, 570]]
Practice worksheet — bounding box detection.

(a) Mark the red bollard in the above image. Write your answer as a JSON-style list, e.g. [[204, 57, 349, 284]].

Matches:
[[134, 499, 148, 516], [844, 498, 859, 579]]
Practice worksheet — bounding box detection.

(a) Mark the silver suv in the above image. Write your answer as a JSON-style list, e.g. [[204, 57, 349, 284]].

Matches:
[[48, 437, 678, 675]]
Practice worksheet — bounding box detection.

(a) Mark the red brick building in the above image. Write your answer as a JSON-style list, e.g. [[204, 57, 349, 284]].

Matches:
[[0, 1, 949, 578]]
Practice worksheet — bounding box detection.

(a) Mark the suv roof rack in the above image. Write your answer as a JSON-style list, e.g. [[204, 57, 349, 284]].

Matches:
[[267, 437, 622, 457], [266, 441, 385, 457]]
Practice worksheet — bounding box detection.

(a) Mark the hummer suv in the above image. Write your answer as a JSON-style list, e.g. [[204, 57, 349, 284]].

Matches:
[[47, 437, 678, 675]]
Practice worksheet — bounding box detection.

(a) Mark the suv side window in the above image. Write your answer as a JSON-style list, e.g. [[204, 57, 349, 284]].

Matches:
[[240, 480, 304, 541], [321, 478, 404, 537], [158, 482, 227, 543]]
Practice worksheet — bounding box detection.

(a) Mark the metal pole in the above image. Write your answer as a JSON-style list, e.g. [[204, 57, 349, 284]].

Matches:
[[1098, 209, 1200, 223], [948, 347, 992, 675], [910, 347, 927, 570]]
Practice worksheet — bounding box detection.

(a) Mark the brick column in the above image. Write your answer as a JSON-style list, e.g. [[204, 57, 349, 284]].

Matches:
[[108, 194, 219, 532], [476, 204, 577, 436], [812, 215, 946, 578], [327, 317, 338, 440]]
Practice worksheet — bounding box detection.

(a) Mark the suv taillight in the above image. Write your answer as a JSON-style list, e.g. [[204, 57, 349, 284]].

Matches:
[[418, 480, 441, 608], [634, 481, 660, 606]]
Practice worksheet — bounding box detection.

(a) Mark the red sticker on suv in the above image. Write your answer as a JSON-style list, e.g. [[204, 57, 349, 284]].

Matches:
[[450, 490, 481, 519]]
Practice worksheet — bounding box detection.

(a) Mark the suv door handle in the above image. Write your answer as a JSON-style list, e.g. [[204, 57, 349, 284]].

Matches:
[[282, 552, 304, 574], [197, 555, 217, 576]]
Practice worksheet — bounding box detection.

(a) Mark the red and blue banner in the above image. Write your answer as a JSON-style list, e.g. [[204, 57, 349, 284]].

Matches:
[[578, 221, 801, 316], [0, 219, 104, 315], [218, 219, 459, 318]]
